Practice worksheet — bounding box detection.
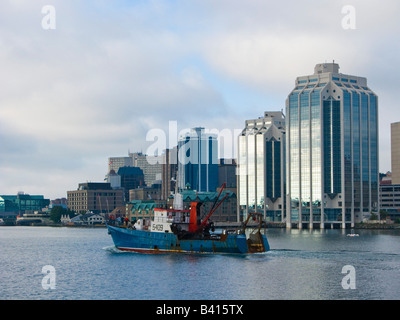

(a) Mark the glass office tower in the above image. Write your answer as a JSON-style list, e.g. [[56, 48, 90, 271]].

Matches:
[[177, 127, 219, 192], [237, 112, 286, 222], [286, 63, 379, 229]]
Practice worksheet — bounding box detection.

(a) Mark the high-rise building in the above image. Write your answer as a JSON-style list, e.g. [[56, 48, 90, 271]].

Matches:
[[218, 158, 237, 189], [286, 62, 379, 229], [108, 156, 133, 173], [237, 111, 286, 222], [107, 153, 162, 188], [177, 127, 219, 192], [131, 152, 163, 187], [117, 167, 145, 202], [391, 122, 400, 184], [161, 147, 178, 200]]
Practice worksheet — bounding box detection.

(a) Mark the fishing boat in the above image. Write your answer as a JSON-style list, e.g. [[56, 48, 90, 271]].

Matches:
[[107, 184, 270, 254]]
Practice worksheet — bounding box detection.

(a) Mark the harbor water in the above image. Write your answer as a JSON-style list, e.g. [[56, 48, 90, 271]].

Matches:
[[1, 226, 399, 300]]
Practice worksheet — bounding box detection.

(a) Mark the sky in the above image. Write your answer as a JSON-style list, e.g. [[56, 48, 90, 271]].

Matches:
[[0, 0, 399, 200]]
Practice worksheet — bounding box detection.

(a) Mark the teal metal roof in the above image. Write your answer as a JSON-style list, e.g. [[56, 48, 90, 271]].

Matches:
[[180, 190, 236, 202]]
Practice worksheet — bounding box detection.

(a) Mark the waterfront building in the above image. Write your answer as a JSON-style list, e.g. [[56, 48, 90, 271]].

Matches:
[[49, 198, 68, 209], [0, 193, 50, 225], [286, 62, 379, 229], [177, 127, 219, 193], [0, 193, 50, 214], [237, 111, 286, 222], [391, 122, 400, 185], [127, 200, 164, 224], [379, 173, 400, 220], [67, 182, 124, 214], [178, 189, 237, 223]]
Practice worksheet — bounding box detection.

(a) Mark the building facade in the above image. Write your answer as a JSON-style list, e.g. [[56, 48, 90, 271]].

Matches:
[[379, 184, 400, 221], [177, 127, 219, 192], [131, 152, 163, 187], [129, 185, 161, 202], [67, 182, 124, 214], [237, 111, 286, 222], [0, 193, 50, 213], [117, 166, 145, 202], [107, 153, 162, 187], [161, 147, 178, 201], [127, 200, 164, 224], [286, 62, 379, 229], [391, 122, 400, 185], [108, 156, 133, 173], [179, 190, 237, 223], [218, 158, 237, 189]]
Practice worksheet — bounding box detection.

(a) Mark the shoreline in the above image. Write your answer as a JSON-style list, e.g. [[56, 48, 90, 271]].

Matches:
[[2, 222, 399, 230]]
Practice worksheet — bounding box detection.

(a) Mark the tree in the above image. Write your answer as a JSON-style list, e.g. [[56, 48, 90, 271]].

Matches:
[[379, 210, 388, 221], [370, 212, 378, 221], [50, 206, 75, 223]]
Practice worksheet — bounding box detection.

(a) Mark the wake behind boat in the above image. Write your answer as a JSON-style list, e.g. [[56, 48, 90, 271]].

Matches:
[[107, 184, 270, 254]]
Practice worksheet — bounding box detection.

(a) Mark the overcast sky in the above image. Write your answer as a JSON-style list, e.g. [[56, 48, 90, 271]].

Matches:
[[0, 0, 399, 200]]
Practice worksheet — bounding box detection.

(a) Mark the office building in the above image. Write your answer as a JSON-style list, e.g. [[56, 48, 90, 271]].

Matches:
[[129, 184, 162, 202], [105, 169, 122, 189], [131, 152, 163, 187], [0, 193, 50, 224], [67, 182, 124, 214], [161, 147, 178, 200], [237, 111, 286, 222], [108, 153, 162, 188], [379, 173, 400, 218], [286, 62, 379, 229], [108, 156, 133, 173], [117, 167, 145, 202], [391, 122, 400, 185], [218, 158, 237, 189], [177, 127, 219, 192], [377, 124, 400, 221]]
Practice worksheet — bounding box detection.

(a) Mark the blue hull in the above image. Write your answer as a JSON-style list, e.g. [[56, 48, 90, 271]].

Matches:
[[107, 225, 270, 254]]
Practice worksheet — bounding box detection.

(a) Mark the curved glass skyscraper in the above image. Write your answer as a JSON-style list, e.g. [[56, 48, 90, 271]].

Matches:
[[286, 63, 379, 229], [237, 112, 286, 222]]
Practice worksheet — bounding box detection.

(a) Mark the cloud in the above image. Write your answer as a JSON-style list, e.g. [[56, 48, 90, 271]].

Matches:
[[0, 0, 399, 199]]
